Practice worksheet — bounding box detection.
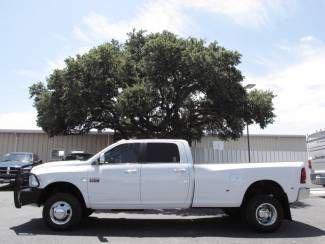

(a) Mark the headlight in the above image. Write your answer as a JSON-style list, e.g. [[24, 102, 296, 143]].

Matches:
[[29, 174, 40, 188], [23, 167, 32, 173]]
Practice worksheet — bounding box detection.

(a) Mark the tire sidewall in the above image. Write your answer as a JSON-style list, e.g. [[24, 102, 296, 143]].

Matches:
[[43, 193, 82, 230], [245, 195, 283, 232]]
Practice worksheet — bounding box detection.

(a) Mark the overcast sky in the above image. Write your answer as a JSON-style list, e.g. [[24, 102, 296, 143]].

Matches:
[[1, 0, 325, 136]]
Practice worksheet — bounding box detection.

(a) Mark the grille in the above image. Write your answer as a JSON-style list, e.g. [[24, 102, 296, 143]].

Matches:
[[0, 167, 19, 178]]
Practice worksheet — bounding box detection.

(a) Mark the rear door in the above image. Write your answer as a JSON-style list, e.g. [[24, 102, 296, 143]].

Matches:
[[140, 142, 190, 208]]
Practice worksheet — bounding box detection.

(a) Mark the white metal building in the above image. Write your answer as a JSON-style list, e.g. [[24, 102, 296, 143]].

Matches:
[[192, 134, 307, 163], [0, 129, 307, 164], [0, 129, 112, 162]]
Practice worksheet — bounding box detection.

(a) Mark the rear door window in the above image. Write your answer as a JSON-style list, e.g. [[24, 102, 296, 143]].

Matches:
[[144, 143, 180, 163]]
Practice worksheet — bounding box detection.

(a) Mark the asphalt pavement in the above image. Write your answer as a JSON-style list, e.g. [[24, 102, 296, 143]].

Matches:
[[1, 184, 325, 244]]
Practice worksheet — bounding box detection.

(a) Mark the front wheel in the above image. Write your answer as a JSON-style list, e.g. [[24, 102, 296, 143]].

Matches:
[[43, 193, 82, 230], [244, 195, 283, 232]]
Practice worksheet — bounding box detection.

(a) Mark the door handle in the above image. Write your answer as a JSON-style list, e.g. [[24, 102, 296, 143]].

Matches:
[[173, 168, 186, 172], [124, 169, 137, 173]]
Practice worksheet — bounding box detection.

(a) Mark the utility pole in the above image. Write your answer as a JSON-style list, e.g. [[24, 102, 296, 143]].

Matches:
[[247, 123, 251, 163], [244, 83, 256, 163]]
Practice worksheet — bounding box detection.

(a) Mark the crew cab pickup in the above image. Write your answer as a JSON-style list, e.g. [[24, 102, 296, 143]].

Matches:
[[14, 139, 310, 232]]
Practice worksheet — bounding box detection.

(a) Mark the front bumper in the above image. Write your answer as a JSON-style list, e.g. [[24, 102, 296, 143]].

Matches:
[[0, 177, 16, 184], [14, 171, 41, 208], [310, 173, 325, 185], [14, 188, 42, 208], [297, 187, 310, 201]]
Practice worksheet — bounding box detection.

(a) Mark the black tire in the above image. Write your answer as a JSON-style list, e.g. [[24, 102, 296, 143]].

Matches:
[[43, 193, 82, 230], [83, 208, 94, 218], [243, 195, 283, 233], [222, 208, 241, 219]]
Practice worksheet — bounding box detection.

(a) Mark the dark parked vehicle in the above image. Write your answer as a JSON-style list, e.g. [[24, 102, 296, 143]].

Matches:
[[0, 152, 42, 184], [64, 151, 93, 161]]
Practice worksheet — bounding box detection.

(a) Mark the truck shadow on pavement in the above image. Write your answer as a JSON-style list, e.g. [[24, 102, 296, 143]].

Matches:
[[10, 215, 325, 242], [290, 201, 311, 209]]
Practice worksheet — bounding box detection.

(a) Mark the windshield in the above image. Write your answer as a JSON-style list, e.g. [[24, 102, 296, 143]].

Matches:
[[3, 153, 32, 163], [65, 153, 93, 161]]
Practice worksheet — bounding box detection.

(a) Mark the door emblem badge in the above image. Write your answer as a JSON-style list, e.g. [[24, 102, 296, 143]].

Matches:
[[89, 178, 100, 183]]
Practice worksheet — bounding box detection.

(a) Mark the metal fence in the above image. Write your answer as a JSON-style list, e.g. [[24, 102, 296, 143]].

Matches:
[[191, 148, 308, 164]]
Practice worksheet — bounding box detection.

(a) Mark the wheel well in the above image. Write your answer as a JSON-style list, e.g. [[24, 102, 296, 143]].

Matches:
[[241, 180, 291, 220], [39, 182, 86, 209]]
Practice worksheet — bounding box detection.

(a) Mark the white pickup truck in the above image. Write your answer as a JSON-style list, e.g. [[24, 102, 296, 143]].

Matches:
[[14, 139, 309, 232]]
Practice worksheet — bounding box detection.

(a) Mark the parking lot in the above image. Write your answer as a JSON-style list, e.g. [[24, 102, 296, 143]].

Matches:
[[1, 184, 325, 244]]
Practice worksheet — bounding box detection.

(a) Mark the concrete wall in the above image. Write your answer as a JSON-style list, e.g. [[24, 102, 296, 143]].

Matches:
[[0, 130, 112, 162]]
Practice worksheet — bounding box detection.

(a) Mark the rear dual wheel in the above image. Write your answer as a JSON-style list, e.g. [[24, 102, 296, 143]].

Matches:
[[244, 195, 284, 232]]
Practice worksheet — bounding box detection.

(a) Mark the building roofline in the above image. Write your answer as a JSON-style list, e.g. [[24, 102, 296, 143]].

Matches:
[[0, 129, 113, 135], [246, 134, 306, 138], [0, 129, 306, 138], [206, 134, 306, 138]]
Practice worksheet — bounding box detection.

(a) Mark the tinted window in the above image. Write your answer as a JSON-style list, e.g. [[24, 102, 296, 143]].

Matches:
[[65, 153, 93, 161], [144, 143, 180, 163], [104, 143, 141, 164]]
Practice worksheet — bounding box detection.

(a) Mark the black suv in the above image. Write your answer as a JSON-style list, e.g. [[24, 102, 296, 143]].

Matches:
[[0, 152, 42, 184]]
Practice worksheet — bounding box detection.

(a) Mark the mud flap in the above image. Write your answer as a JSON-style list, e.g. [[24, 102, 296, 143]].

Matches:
[[14, 190, 22, 208], [283, 195, 292, 221]]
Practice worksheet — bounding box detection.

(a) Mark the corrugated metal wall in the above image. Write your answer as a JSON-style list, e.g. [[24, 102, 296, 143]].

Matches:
[[0, 131, 307, 164], [0, 131, 112, 162], [192, 135, 307, 163]]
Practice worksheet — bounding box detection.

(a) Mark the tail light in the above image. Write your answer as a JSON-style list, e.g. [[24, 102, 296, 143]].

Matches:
[[300, 167, 307, 184], [308, 159, 312, 169]]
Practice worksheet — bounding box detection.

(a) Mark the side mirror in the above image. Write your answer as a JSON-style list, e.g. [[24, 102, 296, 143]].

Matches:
[[99, 153, 105, 164], [94, 153, 113, 165]]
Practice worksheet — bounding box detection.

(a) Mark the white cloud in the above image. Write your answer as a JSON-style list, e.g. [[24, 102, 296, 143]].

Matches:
[[247, 35, 325, 135], [74, 0, 290, 42], [18, 45, 92, 83], [72, 0, 293, 43], [72, 27, 91, 43], [51, 33, 70, 43], [0, 111, 39, 130], [178, 0, 292, 28], [73, 1, 191, 42], [47, 57, 66, 71]]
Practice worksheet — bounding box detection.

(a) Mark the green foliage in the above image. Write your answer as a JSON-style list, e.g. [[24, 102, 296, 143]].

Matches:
[[30, 30, 275, 144], [246, 89, 276, 128]]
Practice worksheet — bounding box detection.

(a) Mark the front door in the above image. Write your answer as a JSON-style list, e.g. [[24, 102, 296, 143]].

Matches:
[[88, 143, 142, 209]]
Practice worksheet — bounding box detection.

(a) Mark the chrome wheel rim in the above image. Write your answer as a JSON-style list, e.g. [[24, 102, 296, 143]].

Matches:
[[49, 201, 72, 225], [255, 203, 277, 226]]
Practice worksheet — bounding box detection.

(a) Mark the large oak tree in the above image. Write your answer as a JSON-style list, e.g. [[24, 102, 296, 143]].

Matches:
[[30, 30, 275, 144]]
